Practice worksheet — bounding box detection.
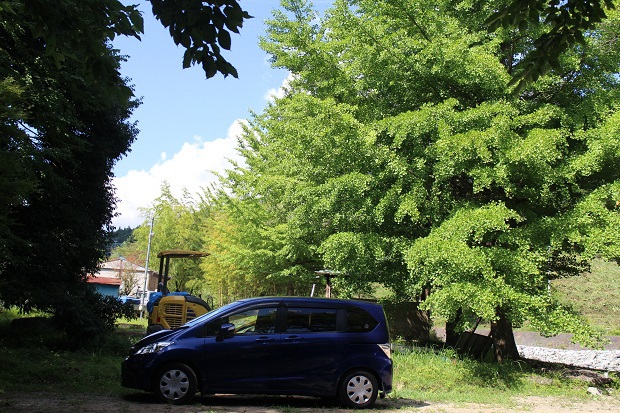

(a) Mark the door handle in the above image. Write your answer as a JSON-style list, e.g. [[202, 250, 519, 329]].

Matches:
[[254, 336, 275, 344], [284, 335, 303, 342]]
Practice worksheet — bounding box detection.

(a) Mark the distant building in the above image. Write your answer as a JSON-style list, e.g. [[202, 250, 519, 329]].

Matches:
[[88, 258, 159, 310], [88, 272, 122, 297]]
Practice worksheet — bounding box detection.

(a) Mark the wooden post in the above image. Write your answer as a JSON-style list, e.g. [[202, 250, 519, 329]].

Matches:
[[325, 275, 332, 298]]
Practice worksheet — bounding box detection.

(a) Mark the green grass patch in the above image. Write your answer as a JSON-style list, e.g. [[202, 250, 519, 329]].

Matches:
[[0, 346, 124, 395], [391, 347, 619, 404], [553, 258, 620, 335], [116, 315, 148, 328]]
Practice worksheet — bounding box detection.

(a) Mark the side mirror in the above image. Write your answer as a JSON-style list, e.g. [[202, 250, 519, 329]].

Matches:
[[216, 323, 235, 342]]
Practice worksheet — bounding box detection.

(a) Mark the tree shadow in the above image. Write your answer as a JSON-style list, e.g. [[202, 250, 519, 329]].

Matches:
[[458, 356, 567, 392]]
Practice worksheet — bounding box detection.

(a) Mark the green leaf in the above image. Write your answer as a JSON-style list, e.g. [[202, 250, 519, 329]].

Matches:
[[218, 28, 231, 50], [182, 49, 193, 69], [180, 31, 192, 48], [202, 55, 217, 78]]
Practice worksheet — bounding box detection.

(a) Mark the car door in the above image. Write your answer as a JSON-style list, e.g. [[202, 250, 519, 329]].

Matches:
[[277, 306, 348, 394], [201, 305, 280, 392]]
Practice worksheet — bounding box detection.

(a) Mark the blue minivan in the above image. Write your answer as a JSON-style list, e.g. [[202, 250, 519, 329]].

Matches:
[[122, 296, 393, 408]]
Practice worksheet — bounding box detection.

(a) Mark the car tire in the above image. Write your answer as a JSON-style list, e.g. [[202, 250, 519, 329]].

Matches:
[[338, 370, 378, 409], [154, 363, 198, 405]]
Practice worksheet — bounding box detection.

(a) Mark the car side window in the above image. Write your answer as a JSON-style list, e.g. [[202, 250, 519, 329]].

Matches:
[[347, 307, 378, 332], [204, 307, 277, 336], [231, 307, 278, 335], [285, 307, 337, 333]]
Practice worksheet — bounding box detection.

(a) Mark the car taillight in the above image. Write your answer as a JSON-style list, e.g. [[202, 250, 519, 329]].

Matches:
[[378, 343, 391, 359]]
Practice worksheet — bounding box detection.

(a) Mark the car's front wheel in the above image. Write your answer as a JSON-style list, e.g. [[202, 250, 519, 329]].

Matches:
[[154, 363, 198, 404], [338, 370, 378, 409]]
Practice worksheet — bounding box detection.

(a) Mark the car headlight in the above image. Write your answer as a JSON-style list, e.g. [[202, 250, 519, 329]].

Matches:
[[135, 341, 173, 355]]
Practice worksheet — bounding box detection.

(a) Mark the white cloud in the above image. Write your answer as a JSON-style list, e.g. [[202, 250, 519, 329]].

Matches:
[[264, 87, 282, 103], [111, 70, 295, 230], [112, 120, 246, 228], [264, 72, 296, 103]]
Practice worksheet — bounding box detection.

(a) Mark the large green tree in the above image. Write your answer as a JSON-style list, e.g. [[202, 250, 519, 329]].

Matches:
[[0, 1, 139, 341], [0, 0, 250, 341], [214, 0, 620, 360], [208, 96, 380, 298]]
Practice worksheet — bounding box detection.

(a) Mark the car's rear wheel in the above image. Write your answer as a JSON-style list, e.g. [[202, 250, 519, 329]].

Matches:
[[154, 363, 197, 404], [338, 370, 378, 409]]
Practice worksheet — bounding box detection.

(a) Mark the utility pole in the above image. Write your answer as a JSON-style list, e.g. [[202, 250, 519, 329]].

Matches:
[[140, 216, 154, 319]]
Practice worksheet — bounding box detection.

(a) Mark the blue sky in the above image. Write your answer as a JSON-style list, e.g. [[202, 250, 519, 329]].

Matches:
[[111, 1, 330, 228]]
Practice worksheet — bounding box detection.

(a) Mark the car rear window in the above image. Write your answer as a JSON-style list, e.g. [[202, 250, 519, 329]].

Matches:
[[347, 307, 378, 332], [285, 307, 337, 333]]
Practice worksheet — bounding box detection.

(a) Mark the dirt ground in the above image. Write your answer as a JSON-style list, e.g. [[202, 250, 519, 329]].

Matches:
[[3, 392, 620, 413]]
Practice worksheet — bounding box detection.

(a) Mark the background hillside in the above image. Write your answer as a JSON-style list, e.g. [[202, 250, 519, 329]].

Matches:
[[553, 258, 620, 336]]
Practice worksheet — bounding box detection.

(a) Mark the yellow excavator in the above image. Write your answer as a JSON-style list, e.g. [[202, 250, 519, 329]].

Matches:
[[146, 250, 212, 335]]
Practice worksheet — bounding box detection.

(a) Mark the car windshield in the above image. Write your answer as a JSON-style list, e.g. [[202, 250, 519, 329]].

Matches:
[[180, 300, 246, 328]]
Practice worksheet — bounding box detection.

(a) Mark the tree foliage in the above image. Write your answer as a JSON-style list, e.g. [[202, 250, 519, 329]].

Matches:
[[0, 0, 139, 334], [0, 0, 250, 342], [118, 184, 205, 292], [0, 0, 251, 79], [150, 0, 251, 78], [487, 0, 617, 92], [211, 0, 620, 360]]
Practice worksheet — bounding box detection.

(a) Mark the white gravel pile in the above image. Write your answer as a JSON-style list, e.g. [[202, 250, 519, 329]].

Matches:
[[518, 345, 620, 372]]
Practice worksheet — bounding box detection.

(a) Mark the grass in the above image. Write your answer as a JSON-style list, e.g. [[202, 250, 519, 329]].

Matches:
[[0, 311, 140, 398], [0, 346, 124, 395], [391, 347, 618, 404], [0, 304, 618, 405], [553, 258, 620, 335], [0, 337, 617, 407]]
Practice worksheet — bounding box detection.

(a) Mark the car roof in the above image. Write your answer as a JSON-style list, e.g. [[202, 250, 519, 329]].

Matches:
[[233, 296, 382, 309]]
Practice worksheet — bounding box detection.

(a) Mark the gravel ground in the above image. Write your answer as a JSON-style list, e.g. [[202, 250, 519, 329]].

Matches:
[[518, 346, 620, 372]]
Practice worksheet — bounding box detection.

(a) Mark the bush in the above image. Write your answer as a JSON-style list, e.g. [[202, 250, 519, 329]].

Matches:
[[51, 284, 135, 349]]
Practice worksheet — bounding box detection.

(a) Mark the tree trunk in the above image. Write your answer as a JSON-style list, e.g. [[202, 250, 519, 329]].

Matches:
[[445, 308, 462, 347], [490, 308, 520, 362]]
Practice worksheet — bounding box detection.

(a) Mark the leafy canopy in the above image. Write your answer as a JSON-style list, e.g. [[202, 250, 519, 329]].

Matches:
[[214, 0, 620, 353], [487, 0, 617, 92]]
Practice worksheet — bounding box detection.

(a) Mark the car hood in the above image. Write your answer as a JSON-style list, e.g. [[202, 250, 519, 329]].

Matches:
[[129, 329, 178, 354]]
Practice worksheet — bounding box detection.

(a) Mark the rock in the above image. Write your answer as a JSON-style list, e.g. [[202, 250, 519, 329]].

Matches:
[[518, 345, 620, 372], [587, 387, 603, 396]]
